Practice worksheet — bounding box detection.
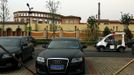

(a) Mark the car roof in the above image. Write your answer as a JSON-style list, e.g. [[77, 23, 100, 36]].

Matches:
[[0, 36, 27, 39], [52, 37, 80, 41]]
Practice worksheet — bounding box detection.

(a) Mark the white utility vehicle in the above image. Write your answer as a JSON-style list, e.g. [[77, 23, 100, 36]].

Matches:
[[96, 32, 126, 52]]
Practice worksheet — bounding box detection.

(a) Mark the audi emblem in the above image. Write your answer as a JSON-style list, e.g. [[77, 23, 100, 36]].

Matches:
[[53, 60, 62, 64]]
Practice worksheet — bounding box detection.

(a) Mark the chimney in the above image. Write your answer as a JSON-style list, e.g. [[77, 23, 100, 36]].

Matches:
[[98, 2, 100, 20]]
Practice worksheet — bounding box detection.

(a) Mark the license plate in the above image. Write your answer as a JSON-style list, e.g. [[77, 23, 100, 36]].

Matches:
[[50, 65, 64, 70]]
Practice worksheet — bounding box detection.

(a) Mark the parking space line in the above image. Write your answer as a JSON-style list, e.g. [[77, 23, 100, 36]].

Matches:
[[86, 59, 98, 75]]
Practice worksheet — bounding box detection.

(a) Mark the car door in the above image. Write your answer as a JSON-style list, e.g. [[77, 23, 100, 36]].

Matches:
[[21, 38, 31, 60]]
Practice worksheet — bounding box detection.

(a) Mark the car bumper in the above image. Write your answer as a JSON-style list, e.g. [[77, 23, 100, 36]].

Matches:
[[36, 61, 85, 75], [0, 57, 16, 69]]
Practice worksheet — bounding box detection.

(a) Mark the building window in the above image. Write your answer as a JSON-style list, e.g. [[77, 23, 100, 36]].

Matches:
[[113, 26, 115, 31], [116, 26, 118, 31], [20, 18, 24, 22], [104, 22, 109, 25]]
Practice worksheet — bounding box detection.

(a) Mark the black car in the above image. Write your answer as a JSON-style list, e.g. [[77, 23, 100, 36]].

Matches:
[[36, 38, 86, 75], [23, 36, 36, 46], [13, 36, 36, 47], [0, 36, 34, 69]]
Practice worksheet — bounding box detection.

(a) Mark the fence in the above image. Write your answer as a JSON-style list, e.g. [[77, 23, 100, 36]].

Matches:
[[31, 29, 134, 40], [31, 29, 88, 40]]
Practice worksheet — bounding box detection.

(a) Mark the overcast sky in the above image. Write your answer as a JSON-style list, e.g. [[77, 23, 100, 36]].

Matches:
[[8, 0, 134, 23]]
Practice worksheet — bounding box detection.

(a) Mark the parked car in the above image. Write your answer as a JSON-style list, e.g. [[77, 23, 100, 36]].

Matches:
[[126, 39, 134, 48], [13, 36, 36, 47], [24, 36, 36, 46], [36, 38, 86, 75], [0, 36, 34, 69]]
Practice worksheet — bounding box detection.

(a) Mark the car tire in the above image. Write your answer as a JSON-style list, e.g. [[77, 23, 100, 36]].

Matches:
[[16, 57, 23, 69], [97, 47, 104, 52], [31, 52, 35, 59], [132, 49, 134, 55], [132, 51, 134, 55], [81, 62, 85, 74], [119, 47, 125, 53]]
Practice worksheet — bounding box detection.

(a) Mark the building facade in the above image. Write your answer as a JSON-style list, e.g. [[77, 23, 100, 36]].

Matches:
[[0, 10, 134, 39], [14, 11, 81, 24], [98, 19, 134, 32], [0, 22, 27, 36]]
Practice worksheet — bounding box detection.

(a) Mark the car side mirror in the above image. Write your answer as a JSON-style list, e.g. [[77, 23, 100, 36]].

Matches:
[[22, 43, 28, 46], [21, 43, 28, 49]]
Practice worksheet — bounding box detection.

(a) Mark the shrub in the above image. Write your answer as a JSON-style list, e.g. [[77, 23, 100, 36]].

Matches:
[[35, 39, 51, 45]]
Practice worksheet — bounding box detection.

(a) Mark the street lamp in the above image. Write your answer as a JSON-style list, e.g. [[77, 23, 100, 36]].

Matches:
[[26, 3, 33, 36]]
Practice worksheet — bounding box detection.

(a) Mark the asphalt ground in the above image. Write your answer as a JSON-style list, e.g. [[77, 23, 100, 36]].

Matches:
[[0, 45, 134, 75]]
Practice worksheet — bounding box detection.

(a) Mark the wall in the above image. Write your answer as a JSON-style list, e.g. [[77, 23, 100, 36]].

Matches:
[[31, 23, 134, 40]]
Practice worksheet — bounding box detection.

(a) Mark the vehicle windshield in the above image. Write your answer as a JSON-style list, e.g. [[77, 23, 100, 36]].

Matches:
[[48, 40, 80, 49], [0, 38, 20, 47]]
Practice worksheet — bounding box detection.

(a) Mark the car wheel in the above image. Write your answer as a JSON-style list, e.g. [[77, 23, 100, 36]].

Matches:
[[97, 47, 104, 52], [16, 57, 23, 69], [132, 49, 134, 55], [119, 47, 125, 53], [81, 62, 85, 74], [31, 52, 35, 59]]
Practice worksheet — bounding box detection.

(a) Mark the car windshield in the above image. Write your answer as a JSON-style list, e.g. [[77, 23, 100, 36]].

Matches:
[[48, 40, 80, 49], [0, 38, 20, 47]]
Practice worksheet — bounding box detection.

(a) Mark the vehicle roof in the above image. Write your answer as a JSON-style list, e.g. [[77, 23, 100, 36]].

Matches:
[[0, 36, 31, 38], [52, 37, 80, 41], [0, 36, 28, 39]]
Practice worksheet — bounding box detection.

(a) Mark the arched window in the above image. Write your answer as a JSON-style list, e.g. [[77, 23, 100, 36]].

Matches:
[[16, 28, 22, 36], [0, 28, 2, 36], [7, 28, 12, 36]]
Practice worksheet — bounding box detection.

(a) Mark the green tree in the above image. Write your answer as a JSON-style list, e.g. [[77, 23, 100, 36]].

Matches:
[[121, 13, 132, 40], [103, 26, 111, 36], [87, 16, 99, 40], [124, 28, 132, 40], [121, 13, 131, 30]]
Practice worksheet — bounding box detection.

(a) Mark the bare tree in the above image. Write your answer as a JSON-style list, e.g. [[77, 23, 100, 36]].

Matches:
[[0, 0, 10, 36], [46, 0, 60, 38]]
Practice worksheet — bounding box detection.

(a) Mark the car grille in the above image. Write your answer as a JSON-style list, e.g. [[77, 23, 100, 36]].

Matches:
[[47, 58, 69, 73]]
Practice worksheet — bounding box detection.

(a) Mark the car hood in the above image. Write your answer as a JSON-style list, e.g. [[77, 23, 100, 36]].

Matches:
[[0, 47, 20, 54], [38, 49, 84, 59]]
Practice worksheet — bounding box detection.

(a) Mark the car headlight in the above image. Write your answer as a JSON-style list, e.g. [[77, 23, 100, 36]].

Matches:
[[2, 53, 15, 58], [37, 57, 45, 63], [71, 57, 83, 63]]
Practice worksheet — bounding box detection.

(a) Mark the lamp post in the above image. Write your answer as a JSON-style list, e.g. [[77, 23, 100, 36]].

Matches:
[[26, 3, 33, 36]]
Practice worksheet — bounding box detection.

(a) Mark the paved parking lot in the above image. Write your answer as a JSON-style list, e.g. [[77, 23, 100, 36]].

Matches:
[[86, 57, 134, 75], [0, 45, 134, 75]]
